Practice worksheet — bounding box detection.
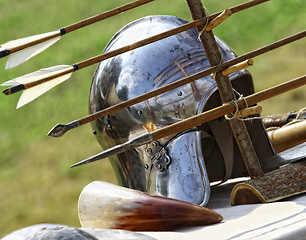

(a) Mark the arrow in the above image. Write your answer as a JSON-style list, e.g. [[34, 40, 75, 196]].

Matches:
[[2, 65, 75, 108], [48, 30, 306, 137], [0, 0, 153, 69], [1, 17, 210, 108], [1, 0, 270, 108], [70, 133, 154, 168], [0, 31, 62, 69], [70, 74, 306, 168]]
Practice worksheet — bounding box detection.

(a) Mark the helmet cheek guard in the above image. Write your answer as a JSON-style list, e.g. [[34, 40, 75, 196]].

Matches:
[[89, 15, 274, 206]]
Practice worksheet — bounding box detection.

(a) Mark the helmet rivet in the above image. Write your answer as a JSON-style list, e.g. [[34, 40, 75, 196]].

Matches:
[[137, 110, 143, 116], [152, 141, 158, 147], [157, 164, 163, 170], [146, 148, 152, 154], [177, 91, 183, 96], [144, 164, 149, 169], [92, 130, 97, 135]]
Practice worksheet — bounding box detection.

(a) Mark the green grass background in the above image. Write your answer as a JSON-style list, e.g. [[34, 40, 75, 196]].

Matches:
[[0, 0, 305, 237]]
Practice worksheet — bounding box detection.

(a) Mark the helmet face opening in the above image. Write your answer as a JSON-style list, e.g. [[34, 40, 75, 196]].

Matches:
[[89, 15, 274, 206]]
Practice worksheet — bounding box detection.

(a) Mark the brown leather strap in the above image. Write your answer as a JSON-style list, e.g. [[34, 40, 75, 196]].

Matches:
[[208, 118, 234, 182]]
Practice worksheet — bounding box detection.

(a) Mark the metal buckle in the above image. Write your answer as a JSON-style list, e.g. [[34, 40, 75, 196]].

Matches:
[[146, 141, 171, 172]]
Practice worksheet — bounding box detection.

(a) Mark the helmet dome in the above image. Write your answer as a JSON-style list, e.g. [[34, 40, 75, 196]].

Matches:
[[89, 15, 274, 206]]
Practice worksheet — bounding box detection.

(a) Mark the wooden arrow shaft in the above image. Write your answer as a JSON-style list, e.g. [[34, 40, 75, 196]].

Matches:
[[62, 0, 154, 34], [9, 32, 61, 54], [75, 0, 270, 70], [3, 0, 272, 94], [7, 28, 303, 97], [76, 21, 305, 71], [66, 0, 270, 37], [2, 0, 153, 55], [71, 75, 305, 168], [3, 66, 75, 95], [2, 0, 268, 56], [76, 31, 305, 126], [151, 75, 306, 141], [74, 18, 207, 70]]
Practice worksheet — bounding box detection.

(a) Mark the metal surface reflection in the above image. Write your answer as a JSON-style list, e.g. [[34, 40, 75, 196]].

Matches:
[[89, 15, 273, 206]]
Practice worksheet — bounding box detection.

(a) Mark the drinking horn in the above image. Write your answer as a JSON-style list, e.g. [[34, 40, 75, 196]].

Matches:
[[78, 181, 223, 231]]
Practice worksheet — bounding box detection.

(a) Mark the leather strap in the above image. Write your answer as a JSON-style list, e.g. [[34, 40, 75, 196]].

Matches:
[[208, 118, 234, 182]]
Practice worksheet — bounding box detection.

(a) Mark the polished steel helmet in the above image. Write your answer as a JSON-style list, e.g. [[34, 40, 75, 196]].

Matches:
[[89, 15, 274, 206]]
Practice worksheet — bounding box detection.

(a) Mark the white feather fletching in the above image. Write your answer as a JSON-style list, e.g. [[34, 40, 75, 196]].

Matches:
[[0, 79, 19, 86], [1, 31, 59, 49], [16, 65, 74, 109], [1, 65, 72, 86], [0, 31, 61, 69]]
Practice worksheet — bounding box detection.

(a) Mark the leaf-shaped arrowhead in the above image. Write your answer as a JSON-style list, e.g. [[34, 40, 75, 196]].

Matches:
[[48, 121, 80, 137]]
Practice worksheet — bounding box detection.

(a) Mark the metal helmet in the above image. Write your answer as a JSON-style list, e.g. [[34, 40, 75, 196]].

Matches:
[[89, 15, 274, 206]]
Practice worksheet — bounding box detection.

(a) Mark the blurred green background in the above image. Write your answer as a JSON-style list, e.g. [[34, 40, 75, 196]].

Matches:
[[0, 0, 305, 237]]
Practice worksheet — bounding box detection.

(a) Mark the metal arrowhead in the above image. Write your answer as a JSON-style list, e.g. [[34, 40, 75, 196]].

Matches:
[[70, 133, 153, 168], [48, 121, 80, 137]]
